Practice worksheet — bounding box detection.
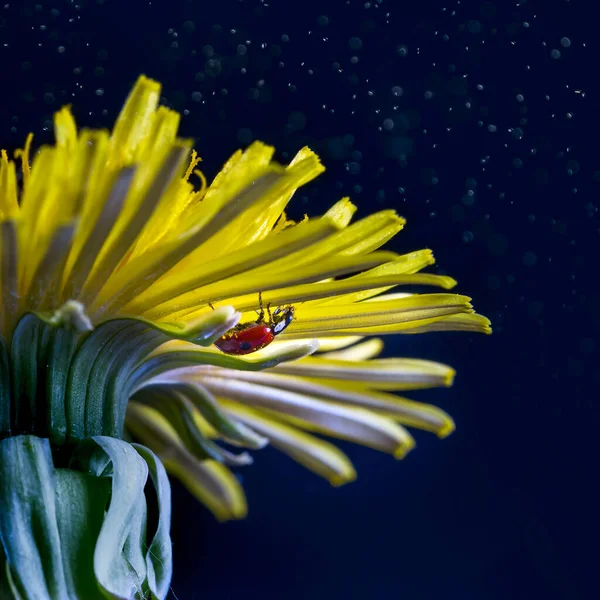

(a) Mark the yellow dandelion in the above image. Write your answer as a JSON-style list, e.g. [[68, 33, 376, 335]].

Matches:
[[0, 75, 490, 599]]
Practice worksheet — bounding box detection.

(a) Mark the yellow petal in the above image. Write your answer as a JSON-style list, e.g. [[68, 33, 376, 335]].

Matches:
[[196, 374, 415, 458], [83, 144, 190, 311], [115, 215, 339, 317], [319, 338, 384, 361], [108, 75, 161, 166], [148, 252, 401, 321], [61, 163, 135, 301], [312, 250, 437, 306], [221, 400, 357, 486], [126, 402, 247, 521], [323, 197, 357, 227], [272, 355, 456, 390], [212, 370, 454, 438], [398, 312, 493, 334], [279, 292, 471, 337], [0, 152, 19, 219], [0, 220, 18, 333], [312, 336, 365, 352]]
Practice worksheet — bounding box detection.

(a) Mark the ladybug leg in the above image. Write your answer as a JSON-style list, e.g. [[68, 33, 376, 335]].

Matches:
[[208, 301, 215, 311], [267, 302, 273, 322], [256, 292, 265, 322]]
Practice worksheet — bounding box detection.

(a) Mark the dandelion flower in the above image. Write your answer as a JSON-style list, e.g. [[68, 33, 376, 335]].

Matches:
[[0, 75, 490, 599]]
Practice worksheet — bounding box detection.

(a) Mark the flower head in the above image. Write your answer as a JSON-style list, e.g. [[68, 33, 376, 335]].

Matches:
[[0, 75, 490, 598]]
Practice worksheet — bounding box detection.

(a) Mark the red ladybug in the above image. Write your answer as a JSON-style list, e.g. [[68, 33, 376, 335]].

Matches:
[[214, 297, 295, 355]]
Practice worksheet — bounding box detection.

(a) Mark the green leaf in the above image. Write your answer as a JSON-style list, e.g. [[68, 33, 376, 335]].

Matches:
[[53, 470, 110, 600], [0, 436, 69, 600], [132, 444, 173, 600]]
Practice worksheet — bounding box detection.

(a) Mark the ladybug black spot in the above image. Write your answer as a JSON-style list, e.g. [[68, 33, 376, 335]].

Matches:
[[240, 341, 252, 351]]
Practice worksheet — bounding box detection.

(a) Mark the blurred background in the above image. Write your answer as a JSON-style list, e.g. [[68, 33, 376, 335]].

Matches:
[[1, 0, 596, 598]]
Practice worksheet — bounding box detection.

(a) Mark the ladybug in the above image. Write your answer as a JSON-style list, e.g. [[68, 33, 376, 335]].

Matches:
[[213, 295, 295, 355]]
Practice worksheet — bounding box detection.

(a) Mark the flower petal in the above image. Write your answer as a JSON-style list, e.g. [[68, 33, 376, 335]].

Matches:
[[151, 252, 401, 320], [221, 400, 357, 486], [123, 217, 338, 316], [271, 355, 455, 390], [0, 220, 18, 334], [130, 338, 319, 393], [319, 338, 384, 361], [195, 374, 415, 458], [209, 370, 455, 437], [126, 402, 247, 521], [83, 145, 190, 311], [137, 379, 268, 450], [0, 151, 19, 220], [134, 387, 255, 466]]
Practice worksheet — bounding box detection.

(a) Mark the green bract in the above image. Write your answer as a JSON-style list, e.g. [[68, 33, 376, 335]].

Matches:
[[0, 435, 171, 600]]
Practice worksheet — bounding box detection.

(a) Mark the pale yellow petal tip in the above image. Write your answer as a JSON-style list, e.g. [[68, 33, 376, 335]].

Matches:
[[440, 276, 458, 289], [437, 417, 456, 439], [290, 146, 326, 174], [329, 469, 358, 488], [444, 369, 456, 387], [324, 197, 358, 227], [393, 436, 416, 460], [255, 338, 320, 366], [133, 74, 162, 94], [481, 317, 493, 335], [215, 498, 248, 522]]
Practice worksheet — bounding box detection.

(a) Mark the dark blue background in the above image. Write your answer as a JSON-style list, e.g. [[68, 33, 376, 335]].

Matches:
[[1, 0, 597, 598]]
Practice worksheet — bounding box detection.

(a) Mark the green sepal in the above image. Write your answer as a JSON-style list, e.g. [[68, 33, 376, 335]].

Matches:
[[82, 323, 162, 439], [71, 436, 172, 600], [65, 321, 167, 443], [132, 444, 173, 600], [128, 339, 319, 394], [46, 327, 80, 445], [122, 491, 148, 595], [53, 470, 110, 600], [0, 435, 174, 600], [65, 320, 129, 442], [0, 435, 69, 600], [8, 315, 80, 444], [110, 305, 240, 347], [4, 306, 242, 443], [9, 315, 44, 435]]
